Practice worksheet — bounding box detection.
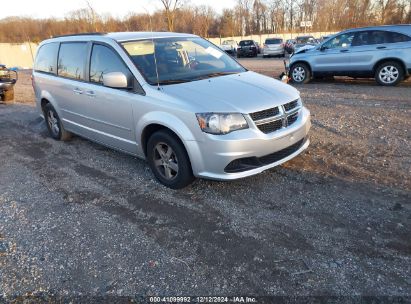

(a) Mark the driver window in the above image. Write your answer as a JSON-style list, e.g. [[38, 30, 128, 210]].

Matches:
[[323, 33, 355, 49], [90, 44, 131, 84]]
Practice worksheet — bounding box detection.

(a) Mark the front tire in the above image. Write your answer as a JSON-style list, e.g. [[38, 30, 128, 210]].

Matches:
[[147, 130, 194, 189], [44, 103, 72, 141], [375, 61, 403, 86], [290, 63, 311, 84]]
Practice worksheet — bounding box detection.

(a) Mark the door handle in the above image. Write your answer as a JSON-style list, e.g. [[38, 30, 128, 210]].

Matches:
[[377, 46, 386, 49], [73, 88, 83, 94], [340, 49, 349, 53], [85, 90, 96, 97]]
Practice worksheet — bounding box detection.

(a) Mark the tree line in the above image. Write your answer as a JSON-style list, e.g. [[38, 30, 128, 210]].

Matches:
[[0, 0, 410, 43]]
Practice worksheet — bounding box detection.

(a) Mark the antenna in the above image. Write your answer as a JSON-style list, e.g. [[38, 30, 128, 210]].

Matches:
[[143, 7, 161, 91]]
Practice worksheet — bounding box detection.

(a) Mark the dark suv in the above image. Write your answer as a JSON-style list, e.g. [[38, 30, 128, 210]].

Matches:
[[237, 40, 258, 58]]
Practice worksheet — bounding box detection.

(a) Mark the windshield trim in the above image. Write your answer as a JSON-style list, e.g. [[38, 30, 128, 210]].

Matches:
[[118, 37, 248, 86]]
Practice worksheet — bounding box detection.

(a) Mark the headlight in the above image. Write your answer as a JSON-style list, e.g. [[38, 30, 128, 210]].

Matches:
[[196, 113, 248, 135]]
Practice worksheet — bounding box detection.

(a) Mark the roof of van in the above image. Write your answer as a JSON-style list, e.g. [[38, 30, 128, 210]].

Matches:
[[49, 31, 198, 42]]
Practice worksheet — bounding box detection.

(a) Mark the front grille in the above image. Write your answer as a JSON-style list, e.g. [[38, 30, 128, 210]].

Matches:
[[224, 138, 306, 173], [287, 112, 298, 125], [249, 107, 280, 121], [283, 99, 299, 112], [249, 100, 301, 134], [257, 119, 283, 134]]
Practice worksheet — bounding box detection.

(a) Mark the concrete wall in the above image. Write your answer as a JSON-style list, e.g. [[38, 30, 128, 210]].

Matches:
[[0, 31, 335, 68], [0, 43, 38, 69]]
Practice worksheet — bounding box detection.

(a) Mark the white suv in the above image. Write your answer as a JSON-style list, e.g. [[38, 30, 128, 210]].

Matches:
[[33, 32, 311, 188]]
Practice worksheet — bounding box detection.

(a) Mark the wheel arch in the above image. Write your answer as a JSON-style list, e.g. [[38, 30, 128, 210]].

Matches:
[[141, 123, 176, 157], [373, 58, 407, 75], [137, 111, 203, 175], [290, 60, 312, 74], [39, 91, 63, 119], [140, 122, 200, 176]]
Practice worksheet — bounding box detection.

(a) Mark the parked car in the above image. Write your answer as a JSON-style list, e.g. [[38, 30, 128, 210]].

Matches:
[[220, 39, 238, 56], [288, 25, 411, 86], [285, 39, 296, 54], [294, 35, 318, 52], [0, 64, 18, 103], [262, 38, 285, 58], [32, 32, 311, 188], [237, 40, 258, 57]]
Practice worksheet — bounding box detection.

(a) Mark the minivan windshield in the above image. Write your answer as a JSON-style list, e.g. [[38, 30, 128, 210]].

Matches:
[[122, 37, 246, 85]]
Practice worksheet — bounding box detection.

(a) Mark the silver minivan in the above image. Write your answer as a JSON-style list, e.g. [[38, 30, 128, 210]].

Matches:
[[33, 32, 311, 188]]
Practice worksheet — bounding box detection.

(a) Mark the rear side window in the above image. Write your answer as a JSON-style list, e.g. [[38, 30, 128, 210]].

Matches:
[[89, 44, 130, 84], [266, 39, 283, 44], [34, 43, 59, 74], [353, 30, 411, 46], [385, 31, 411, 43], [57, 42, 88, 80]]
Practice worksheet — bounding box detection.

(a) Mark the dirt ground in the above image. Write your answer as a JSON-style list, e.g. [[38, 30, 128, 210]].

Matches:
[[0, 59, 410, 300]]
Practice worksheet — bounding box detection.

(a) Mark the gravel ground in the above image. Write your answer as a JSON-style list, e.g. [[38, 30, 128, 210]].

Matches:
[[0, 61, 410, 300]]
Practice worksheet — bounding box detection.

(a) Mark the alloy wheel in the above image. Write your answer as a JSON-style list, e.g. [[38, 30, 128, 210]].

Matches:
[[292, 66, 306, 82], [47, 110, 60, 136], [152, 142, 179, 180], [379, 65, 399, 84]]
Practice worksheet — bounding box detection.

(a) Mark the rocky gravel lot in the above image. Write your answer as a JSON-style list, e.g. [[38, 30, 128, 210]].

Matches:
[[0, 61, 410, 301]]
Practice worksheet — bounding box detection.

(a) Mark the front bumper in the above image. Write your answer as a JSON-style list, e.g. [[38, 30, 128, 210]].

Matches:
[[189, 107, 311, 180]]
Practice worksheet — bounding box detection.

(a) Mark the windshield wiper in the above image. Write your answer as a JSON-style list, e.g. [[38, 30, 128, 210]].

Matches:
[[194, 72, 238, 80], [156, 79, 193, 85], [155, 72, 238, 85]]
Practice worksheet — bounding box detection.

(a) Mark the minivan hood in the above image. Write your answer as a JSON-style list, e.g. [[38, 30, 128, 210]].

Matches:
[[161, 71, 299, 114]]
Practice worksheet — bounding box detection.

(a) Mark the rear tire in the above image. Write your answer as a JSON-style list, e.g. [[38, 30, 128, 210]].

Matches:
[[147, 130, 195, 189], [375, 61, 403, 86], [290, 63, 311, 84], [44, 103, 72, 141]]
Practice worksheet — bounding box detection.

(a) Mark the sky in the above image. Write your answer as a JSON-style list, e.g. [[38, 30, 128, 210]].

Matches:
[[3, 0, 237, 19]]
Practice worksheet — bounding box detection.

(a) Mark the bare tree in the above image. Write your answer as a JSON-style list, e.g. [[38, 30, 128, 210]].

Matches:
[[1, 0, 411, 43], [159, 0, 181, 31], [85, 0, 99, 31]]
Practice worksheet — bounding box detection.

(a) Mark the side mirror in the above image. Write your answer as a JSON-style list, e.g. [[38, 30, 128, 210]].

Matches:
[[103, 72, 129, 89]]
